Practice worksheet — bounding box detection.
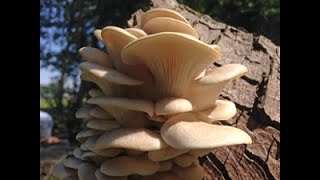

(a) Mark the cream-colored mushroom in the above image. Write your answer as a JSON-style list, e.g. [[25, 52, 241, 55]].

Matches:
[[196, 99, 237, 122], [95, 169, 128, 180], [78, 163, 97, 180], [88, 89, 105, 97], [141, 171, 183, 180], [148, 146, 189, 161], [161, 113, 252, 149], [87, 119, 120, 131], [185, 64, 248, 111], [122, 32, 219, 100], [93, 148, 124, 158], [171, 162, 204, 180], [75, 105, 95, 120], [158, 161, 173, 172], [81, 135, 100, 151], [94, 128, 167, 151], [52, 162, 77, 178], [63, 156, 84, 169], [100, 156, 160, 176], [125, 28, 147, 38], [94, 29, 103, 42], [89, 106, 113, 119], [88, 97, 153, 128], [140, 8, 190, 29], [155, 97, 193, 116], [79, 62, 142, 96], [79, 47, 113, 68], [189, 149, 213, 157], [173, 154, 197, 167], [143, 17, 198, 38]]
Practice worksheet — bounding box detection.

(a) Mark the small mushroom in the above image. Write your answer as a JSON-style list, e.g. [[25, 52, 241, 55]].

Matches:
[[87, 119, 120, 131], [63, 156, 84, 169], [155, 97, 192, 115], [143, 17, 198, 38], [100, 156, 160, 176], [188, 149, 213, 157], [125, 28, 147, 38], [79, 47, 113, 68], [148, 146, 189, 162], [173, 154, 197, 167], [95, 169, 128, 180], [52, 162, 77, 178], [171, 162, 204, 180], [196, 99, 237, 122], [140, 8, 190, 29], [161, 113, 252, 149], [89, 106, 113, 119], [77, 163, 97, 180], [88, 89, 105, 97], [75, 105, 95, 120], [88, 97, 153, 127], [93, 148, 124, 158], [94, 128, 167, 151], [81, 135, 100, 151], [73, 148, 84, 159], [94, 29, 103, 42], [76, 129, 103, 143]]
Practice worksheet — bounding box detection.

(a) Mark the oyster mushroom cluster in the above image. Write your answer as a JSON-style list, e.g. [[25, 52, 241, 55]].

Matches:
[[53, 8, 252, 180]]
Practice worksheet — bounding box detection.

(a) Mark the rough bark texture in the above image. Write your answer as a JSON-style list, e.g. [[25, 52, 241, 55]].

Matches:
[[129, 0, 280, 179]]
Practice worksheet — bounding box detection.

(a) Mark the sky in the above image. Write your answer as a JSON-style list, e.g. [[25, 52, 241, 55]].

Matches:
[[40, 68, 56, 85]]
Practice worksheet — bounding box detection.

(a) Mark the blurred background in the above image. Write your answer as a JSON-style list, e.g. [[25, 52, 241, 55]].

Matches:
[[40, 0, 279, 177]]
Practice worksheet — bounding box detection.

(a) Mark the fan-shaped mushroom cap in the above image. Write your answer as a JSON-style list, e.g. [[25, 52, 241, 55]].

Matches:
[[80, 151, 105, 165], [95, 169, 128, 180], [88, 97, 153, 127], [122, 32, 219, 100], [189, 149, 213, 157], [87, 119, 120, 131], [81, 135, 100, 151], [52, 162, 77, 178], [172, 163, 204, 180], [125, 28, 147, 38], [73, 148, 84, 159], [75, 105, 95, 119], [185, 64, 247, 111], [94, 29, 103, 42], [158, 161, 173, 172], [143, 17, 198, 38], [140, 8, 190, 28], [155, 97, 192, 115], [78, 163, 97, 180], [100, 156, 160, 176], [141, 171, 183, 180], [173, 154, 197, 167], [63, 156, 84, 169], [94, 128, 167, 151], [148, 146, 189, 161], [196, 100, 237, 122], [88, 89, 105, 97], [93, 148, 124, 157], [76, 129, 103, 143], [79, 47, 113, 68], [89, 106, 113, 119], [161, 113, 252, 149]]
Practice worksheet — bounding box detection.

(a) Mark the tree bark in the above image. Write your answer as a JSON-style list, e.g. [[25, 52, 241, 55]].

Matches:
[[129, 1, 280, 179]]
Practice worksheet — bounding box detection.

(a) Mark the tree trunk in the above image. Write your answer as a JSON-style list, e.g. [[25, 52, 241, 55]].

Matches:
[[129, 0, 280, 179]]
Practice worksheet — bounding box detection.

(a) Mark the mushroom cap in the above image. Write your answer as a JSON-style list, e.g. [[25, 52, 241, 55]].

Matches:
[[122, 32, 219, 99], [155, 97, 192, 115], [95, 169, 128, 180], [94, 128, 168, 151], [173, 154, 197, 167], [94, 29, 103, 42], [142, 17, 198, 38], [63, 156, 84, 169], [73, 148, 84, 159], [185, 64, 247, 111], [89, 106, 113, 119], [158, 161, 173, 172], [161, 113, 252, 149], [87, 119, 120, 131], [125, 28, 147, 38], [52, 162, 77, 178], [75, 105, 95, 119], [100, 156, 160, 176], [140, 8, 190, 28], [79, 47, 113, 68], [196, 100, 237, 122], [81, 135, 100, 151], [88, 89, 105, 97], [78, 163, 97, 180], [76, 129, 103, 143], [148, 146, 189, 162], [141, 171, 183, 180], [172, 162, 204, 180], [189, 148, 213, 157]]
